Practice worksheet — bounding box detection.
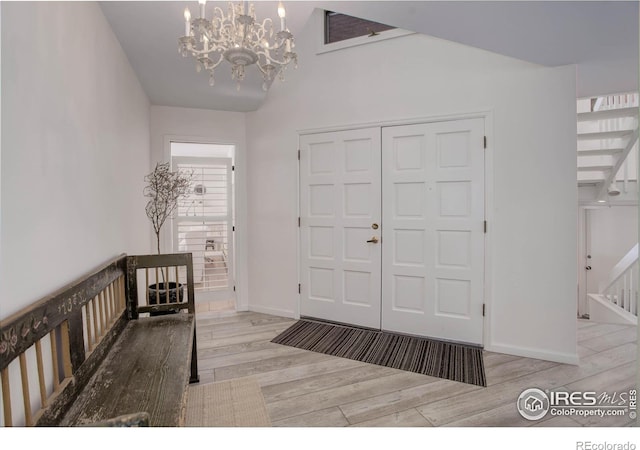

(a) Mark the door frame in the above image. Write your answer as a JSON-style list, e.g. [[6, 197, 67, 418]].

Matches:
[[162, 135, 248, 312], [297, 110, 495, 348], [577, 206, 592, 318]]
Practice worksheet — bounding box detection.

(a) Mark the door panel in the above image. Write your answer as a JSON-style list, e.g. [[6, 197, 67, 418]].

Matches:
[[381, 119, 485, 344], [300, 128, 382, 328]]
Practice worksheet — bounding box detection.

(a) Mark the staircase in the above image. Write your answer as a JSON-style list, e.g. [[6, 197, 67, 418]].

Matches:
[[588, 244, 638, 326], [577, 93, 639, 201], [580, 93, 639, 325]]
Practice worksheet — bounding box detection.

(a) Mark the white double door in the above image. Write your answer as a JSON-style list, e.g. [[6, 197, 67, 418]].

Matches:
[[300, 118, 485, 344]]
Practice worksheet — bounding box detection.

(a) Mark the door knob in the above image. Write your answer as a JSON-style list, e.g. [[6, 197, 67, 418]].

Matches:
[[366, 237, 379, 244]]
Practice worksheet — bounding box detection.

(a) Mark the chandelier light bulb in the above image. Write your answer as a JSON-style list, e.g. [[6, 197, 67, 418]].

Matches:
[[278, 2, 286, 30], [183, 8, 191, 35], [198, 0, 206, 18]]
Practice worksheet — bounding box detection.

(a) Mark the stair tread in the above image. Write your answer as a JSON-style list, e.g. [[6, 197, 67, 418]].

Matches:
[[578, 107, 638, 122], [577, 129, 635, 140], [577, 172, 607, 183], [577, 147, 624, 155], [577, 165, 614, 172]]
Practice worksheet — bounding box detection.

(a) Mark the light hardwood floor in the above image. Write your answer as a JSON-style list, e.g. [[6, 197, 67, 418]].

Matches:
[[194, 310, 638, 427]]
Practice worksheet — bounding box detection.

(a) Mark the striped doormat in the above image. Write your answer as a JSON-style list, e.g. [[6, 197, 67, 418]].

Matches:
[[272, 320, 486, 386]]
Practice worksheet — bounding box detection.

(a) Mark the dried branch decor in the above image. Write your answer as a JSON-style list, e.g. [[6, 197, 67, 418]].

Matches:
[[144, 162, 193, 254]]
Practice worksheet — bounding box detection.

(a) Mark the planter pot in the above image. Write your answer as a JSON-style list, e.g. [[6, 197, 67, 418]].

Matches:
[[148, 282, 184, 316]]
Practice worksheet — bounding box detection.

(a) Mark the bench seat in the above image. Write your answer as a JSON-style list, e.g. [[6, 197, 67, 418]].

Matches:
[[60, 314, 195, 427], [1, 254, 199, 427]]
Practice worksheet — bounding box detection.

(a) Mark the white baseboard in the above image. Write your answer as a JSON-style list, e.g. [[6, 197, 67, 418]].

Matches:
[[249, 304, 297, 319], [235, 303, 249, 312], [487, 342, 580, 365]]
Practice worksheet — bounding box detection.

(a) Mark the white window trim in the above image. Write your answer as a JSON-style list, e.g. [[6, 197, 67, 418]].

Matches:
[[315, 9, 414, 55]]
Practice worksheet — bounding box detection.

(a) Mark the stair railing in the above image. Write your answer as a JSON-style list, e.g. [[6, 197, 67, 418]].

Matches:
[[589, 92, 639, 196], [598, 243, 639, 317], [591, 92, 638, 112]]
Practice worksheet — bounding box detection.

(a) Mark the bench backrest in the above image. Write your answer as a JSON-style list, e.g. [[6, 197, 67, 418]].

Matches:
[[0, 252, 194, 426]]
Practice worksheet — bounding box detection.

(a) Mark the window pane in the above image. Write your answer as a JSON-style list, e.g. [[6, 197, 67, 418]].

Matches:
[[325, 11, 395, 44]]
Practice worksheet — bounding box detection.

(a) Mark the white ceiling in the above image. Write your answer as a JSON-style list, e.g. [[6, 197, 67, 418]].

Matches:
[[100, 1, 639, 112]]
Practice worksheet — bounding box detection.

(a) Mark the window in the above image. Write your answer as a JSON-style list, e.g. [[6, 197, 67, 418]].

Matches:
[[325, 11, 395, 44]]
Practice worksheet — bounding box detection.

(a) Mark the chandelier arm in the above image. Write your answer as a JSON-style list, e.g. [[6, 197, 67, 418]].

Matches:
[[268, 40, 288, 51], [212, 6, 225, 18], [209, 54, 225, 69], [261, 56, 289, 66], [204, 34, 229, 46], [258, 18, 273, 36], [254, 49, 289, 65], [188, 48, 215, 57], [255, 63, 269, 76]]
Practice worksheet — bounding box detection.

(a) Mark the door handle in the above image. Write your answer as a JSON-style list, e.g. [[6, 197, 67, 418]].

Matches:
[[366, 237, 379, 244], [585, 266, 592, 270]]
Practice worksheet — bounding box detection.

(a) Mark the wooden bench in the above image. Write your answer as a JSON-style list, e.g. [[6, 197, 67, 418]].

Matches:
[[0, 253, 199, 427]]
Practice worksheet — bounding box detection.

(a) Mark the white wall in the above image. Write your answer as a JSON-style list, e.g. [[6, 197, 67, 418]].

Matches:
[[149, 105, 249, 310], [246, 10, 578, 363], [0, 2, 151, 320], [0, 3, 3, 312]]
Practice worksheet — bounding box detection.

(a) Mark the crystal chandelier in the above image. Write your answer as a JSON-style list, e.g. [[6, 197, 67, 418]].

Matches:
[[178, 0, 297, 91]]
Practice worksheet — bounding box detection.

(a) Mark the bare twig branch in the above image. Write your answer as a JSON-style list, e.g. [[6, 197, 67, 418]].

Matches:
[[144, 162, 193, 255]]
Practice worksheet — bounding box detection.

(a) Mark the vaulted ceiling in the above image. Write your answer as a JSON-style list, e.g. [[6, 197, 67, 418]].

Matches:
[[100, 1, 639, 112]]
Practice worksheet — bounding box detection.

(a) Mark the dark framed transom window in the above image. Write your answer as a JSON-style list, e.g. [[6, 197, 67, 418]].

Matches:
[[325, 11, 395, 44]]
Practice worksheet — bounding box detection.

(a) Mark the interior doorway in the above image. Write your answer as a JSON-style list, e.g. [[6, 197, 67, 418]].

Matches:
[[580, 205, 638, 318], [171, 142, 236, 312]]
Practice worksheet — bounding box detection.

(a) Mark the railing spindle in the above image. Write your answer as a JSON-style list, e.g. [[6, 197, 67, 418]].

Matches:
[[112, 279, 117, 315], [49, 330, 60, 391], [108, 282, 115, 323], [60, 322, 73, 379], [99, 291, 107, 335], [1, 368, 12, 426], [119, 275, 125, 310], [104, 284, 111, 324], [19, 353, 33, 426], [86, 300, 94, 352], [35, 340, 47, 408], [155, 267, 160, 305], [175, 266, 180, 303], [92, 296, 100, 341], [145, 268, 150, 306]]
